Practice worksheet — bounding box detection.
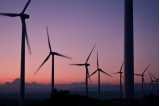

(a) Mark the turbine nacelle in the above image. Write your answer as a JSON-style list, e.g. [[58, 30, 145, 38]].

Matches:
[[97, 68, 102, 71], [21, 14, 30, 19], [85, 63, 90, 67]]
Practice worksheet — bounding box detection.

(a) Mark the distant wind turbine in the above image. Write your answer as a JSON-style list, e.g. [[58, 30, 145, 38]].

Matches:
[[149, 73, 158, 95], [134, 64, 150, 95], [89, 50, 112, 96], [0, 0, 31, 102], [71, 45, 95, 96], [148, 72, 155, 95], [113, 63, 124, 98], [35, 27, 71, 95], [151, 74, 159, 83]]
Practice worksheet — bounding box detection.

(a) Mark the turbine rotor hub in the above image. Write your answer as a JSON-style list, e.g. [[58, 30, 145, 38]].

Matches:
[[21, 14, 30, 19], [85, 63, 90, 66]]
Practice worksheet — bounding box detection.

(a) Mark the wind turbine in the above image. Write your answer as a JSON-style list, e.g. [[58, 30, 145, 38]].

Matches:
[[0, 0, 31, 101], [148, 72, 155, 95], [71, 45, 95, 96], [151, 74, 159, 83], [35, 27, 71, 95], [149, 73, 159, 93], [89, 50, 112, 96], [134, 64, 150, 95], [113, 63, 124, 99]]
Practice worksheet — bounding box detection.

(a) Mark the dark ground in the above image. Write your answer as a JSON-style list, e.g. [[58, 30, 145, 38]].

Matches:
[[0, 91, 158, 106]]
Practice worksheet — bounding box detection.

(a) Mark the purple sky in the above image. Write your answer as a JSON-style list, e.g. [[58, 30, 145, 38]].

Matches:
[[0, 0, 158, 84]]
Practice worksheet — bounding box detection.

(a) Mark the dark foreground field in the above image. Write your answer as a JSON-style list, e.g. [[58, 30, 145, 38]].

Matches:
[[0, 91, 158, 106]]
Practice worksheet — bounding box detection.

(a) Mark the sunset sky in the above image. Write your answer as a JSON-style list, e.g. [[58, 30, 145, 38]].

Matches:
[[0, 0, 158, 85]]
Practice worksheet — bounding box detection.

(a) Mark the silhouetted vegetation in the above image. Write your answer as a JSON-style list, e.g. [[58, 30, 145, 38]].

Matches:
[[0, 90, 158, 106]]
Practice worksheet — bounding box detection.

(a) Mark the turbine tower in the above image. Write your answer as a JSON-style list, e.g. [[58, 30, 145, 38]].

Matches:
[[124, 0, 134, 98], [89, 50, 112, 96], [134, 64, 150, 96], [35, 27, 71, 95], [113, 63, 124, 98], [0, 0, 31, 102], [71, 45, 95, 96]]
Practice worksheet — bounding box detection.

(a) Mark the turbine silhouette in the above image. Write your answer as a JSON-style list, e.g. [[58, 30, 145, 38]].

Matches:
[[70, 45, 95, 96], [148, 73, 159, 91], [134, 64, 150, 96], [89, 50, 112, 96], [151, 74, 159, 83], [0, 0, 31, 102], [113, 63, 124, 98], [148, 72, 159, 94], [148, 72, 155, 95], [35, 27, 71, 95]]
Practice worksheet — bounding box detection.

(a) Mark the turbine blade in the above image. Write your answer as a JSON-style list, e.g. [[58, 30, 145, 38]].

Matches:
[[24, 23, 32, 54], [142, 64, 150, 74], [134, 73, 141, 76], [21, 0, 31, 13], [88, 70, 97, 78], [34, 54, 51, 74], [151, 74, 158, 81], [120, 63, 124, 72], [97, 50, 99, 68], [85, 44, 96, 63], [54, 52, 71, 59], [100, 70, 112, 77], [112, 72, 121, 75], [148, 72, 153, 82], [70, 64, 85, 66], [46, 27, 52, 52], [0, 13, 19, 17]]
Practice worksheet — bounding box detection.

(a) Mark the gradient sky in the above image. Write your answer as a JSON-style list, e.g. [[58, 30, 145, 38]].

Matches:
[[0, 0, 158, 85]]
